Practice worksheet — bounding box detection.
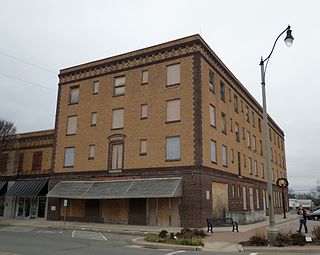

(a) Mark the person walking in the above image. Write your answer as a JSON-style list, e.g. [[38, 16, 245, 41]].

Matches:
[[297, 205, 308, 233]]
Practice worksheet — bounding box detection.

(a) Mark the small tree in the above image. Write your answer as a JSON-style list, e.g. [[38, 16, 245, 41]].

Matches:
[[0, 119, 16, 153]]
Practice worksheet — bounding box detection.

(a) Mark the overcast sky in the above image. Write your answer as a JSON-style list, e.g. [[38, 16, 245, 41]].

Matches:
[[0, 0, 318, 193]]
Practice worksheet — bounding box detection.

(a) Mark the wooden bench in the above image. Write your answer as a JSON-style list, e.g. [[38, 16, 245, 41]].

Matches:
[[206, 217, 239, 233]]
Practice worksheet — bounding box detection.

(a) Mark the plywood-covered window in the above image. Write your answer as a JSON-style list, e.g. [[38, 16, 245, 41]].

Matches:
[[166, 64, 180, 86], [166, 136, 180, 161], [249, 157, 253, 175], [66, 116, 77, 135], [209, 70, 215, 92], [210, 140, 217, 163], [210, 105, 216, 127], [140, 139, 147, 155], [112, 108, 124, 129], [222, 145, 227, 166], [88, 145, 95, 159], [141, 70, 148, 84], [254, 160, 258, 176], [91, 112, 97, 126], [111, 143, 124, 170], [64, 147, 75, 167], [69, 86, 79, 104], [93, 81, 99, 94], [166, 99, 180, 122], [141, 104, 148, 119]]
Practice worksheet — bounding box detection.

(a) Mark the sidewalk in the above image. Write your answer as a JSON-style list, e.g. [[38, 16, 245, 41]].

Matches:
[[1, 213, 319, 252]]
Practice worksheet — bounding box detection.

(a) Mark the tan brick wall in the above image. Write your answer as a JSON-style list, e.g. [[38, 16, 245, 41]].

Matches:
[[201, 57, 287, 184], [55, 56, 194, 173]]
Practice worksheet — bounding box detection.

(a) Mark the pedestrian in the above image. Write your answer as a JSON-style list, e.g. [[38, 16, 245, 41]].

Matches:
[[297, 205, 308, 233]]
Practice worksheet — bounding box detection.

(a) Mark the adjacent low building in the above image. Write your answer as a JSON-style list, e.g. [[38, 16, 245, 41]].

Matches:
[[45, 34, 288, 227]]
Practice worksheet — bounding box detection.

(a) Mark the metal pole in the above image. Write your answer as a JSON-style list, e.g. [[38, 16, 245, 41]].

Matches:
[[260, 59, 278, 241], [282, 185, 286, 219]]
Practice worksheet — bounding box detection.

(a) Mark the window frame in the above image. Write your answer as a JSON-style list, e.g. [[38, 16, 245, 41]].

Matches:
[[69, 86, 80, 105], [113, 76, 126, 96]]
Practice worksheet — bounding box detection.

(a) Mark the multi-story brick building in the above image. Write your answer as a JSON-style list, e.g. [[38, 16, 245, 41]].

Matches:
[[44, 34, 288, 227], [0, 130, 53, 218]]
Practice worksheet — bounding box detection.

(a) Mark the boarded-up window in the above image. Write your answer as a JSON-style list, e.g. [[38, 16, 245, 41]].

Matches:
[[166, 136, 180, 160], [114, 76, 125, 96], [210, 105, 216, 127], [32, 151, 42, 170], [166, 64, 180, 86], [222, 145, 227, 166], [69, 86, 79, 104], [140, 139, 147, 155], [252, 135, 256, 151], [18, 153, 24, 172], [254, 160, 258, 176], [111, 143, 123, 170], [141, 104, 148, 119], [91, 112, 97, 126], [141, 70, 148, 84], [67, 116, 77, 135], [64, 147, 75, 167], [210, 140, 217, 163], [112, 108, 124, 129], [166, 99, 180, 122], [249, 157, 253, 174], [93, 81, 99, 94], [246, 131, 251, 148], [88, 145, 95, 159]]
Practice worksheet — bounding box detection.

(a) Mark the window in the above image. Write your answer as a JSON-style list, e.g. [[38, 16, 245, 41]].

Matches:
[[259, 140, 263, 155], [114, 76, 125, 96], [141, 104, 148, 119], [110, 143, 124, 170], [235, 122, 240, 142], [261, 163, 265, 178], [252, 111, 255, 127], [243, 154, 246, 168], [277, 136, 280, 148], [64, 147, 75, 167], [272, 168, 275, 181], [258, 118, 262, 132], [166, 99, 180, 122], [69, 86, 79, 104], [230, 118, 233, 132], [93, 81, 99, 94], [210, 140, 217, 163], [0, 154, 8, 173], [88, 145, 95, 159], [243, 186, 247, 210], [256, 189, 260, 209], [254, 160, 258, 176], [221, 112, 227, 134], [242, 127, 245, 140], [237, 151, 241, 176], [241, 100, 244, 112], [231, 148, 234, 163], [112, 108, 124, 129], [210, 105, 216, 127], [220, 82, 225, 101], [252, 135, 256, 151], [66, 116, 77, 135], [32, 151, 42, 170], [245, 106, 250, 122], [141, 70, 148, 84], [249, 157, 253, 174], [246, 131, 251, 148], [269, 128, 272, 141], [91, 112, 97, 126], [281, 140, 284, 151], [271, 148, 273, 161], [234, 94, 239, 113], [273, 133, 276, 145], [166, 136, 180, 160], [209, 70, 215, 92], [228, 88, 232, 102], [140, 139, 147, 155], [18, 153, 24, 172], [166, 63, 180, 86], [222, 145, 228, 166]]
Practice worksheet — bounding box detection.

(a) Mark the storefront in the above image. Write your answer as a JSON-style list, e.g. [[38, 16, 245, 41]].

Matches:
[[5, 179, 48, 219], [47, 177, 182, 226], [0, 181, 8, 217]]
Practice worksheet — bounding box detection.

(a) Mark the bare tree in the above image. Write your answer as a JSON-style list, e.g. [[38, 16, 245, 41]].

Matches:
[[0, 119, 16, 153]]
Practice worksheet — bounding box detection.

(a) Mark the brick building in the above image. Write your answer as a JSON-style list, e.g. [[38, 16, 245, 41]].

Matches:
[[0, 130, 53, 218], [43, 34, 287, 227]]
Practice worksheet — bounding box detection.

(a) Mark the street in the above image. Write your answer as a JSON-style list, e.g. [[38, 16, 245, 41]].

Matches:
[[0, 225, 320, 255]]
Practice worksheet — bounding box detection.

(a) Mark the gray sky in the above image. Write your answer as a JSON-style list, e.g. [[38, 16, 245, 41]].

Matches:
[[0, 0, 318, 193]]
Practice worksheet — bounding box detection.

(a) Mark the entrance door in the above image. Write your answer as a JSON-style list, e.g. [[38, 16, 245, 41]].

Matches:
[[85, 200, 100, 222], [0, 197, 4, 216], [128, 198, 146, 225], [211, 182, 228, 219], [38, 197, 46, 218], [24, 198, 30, 218], [17, 198, 24, 217], [30, 198, 38, 218]]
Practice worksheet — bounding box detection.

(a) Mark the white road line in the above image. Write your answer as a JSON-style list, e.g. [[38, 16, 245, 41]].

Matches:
[[249, 253, 259, 255], [72, 230, 75, 238], [165, 251, 186, 255], [99, 232, 107, 241]]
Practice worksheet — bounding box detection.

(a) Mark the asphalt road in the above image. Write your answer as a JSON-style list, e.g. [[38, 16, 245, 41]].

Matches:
[[0, 225, 319, 255]]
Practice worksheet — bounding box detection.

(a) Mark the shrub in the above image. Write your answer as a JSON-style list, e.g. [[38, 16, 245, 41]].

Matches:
[[158, 230, 168, 238], [274, 233, 293, 247], [312, 225, 320, 244], [291, 233, 305, 246]]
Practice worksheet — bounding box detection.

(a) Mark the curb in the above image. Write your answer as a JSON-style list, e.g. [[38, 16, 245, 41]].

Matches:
[[243, 245, 320, 253], [132, 237, 203, 251]]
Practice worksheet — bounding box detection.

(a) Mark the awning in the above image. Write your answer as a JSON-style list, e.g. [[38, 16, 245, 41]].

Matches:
[[47, 177, 182, 199], [6, 179, 48, 198], [0, 181, 7, 196]]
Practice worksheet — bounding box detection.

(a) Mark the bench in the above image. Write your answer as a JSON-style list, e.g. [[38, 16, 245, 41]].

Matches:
[[206, 217, 239, 233]]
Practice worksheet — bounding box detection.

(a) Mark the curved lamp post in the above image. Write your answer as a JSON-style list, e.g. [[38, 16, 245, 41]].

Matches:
[[260, 25, 294, 241]]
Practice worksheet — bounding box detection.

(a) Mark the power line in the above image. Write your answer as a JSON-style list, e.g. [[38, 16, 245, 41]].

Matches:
[[0, 50, 56, 75], [0, 72, 57, 92]]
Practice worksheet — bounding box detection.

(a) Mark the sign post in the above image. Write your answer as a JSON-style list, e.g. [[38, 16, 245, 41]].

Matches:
[[63, 199, 68, 225]]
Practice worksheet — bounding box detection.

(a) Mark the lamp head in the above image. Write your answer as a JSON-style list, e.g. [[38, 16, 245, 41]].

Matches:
[[284, 26, 294, 47]]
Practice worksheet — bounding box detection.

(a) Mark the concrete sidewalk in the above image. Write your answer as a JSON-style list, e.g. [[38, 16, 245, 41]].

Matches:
[[1, 213, 319, 252]]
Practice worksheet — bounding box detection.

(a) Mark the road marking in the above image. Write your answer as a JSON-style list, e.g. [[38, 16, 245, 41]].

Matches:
[[0, 226, 34, 232], [249, 253, 259, 255], [166, 251, 186, 255], [36, 230, 63, 234], [99, 232, 107, 241]]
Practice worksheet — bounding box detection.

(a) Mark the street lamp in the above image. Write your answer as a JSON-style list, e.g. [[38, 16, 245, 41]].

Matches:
[[260, 25, 294, 241], [277, 177, 289, 219]]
